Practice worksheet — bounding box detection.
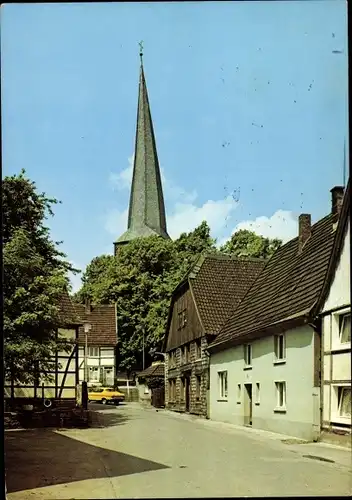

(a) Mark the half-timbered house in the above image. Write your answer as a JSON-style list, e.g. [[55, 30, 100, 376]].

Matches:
[[314, 180, 350, 439], [163, 254, 266, 417], [4, 291, 82, 409], [76, 300, 117, 387]]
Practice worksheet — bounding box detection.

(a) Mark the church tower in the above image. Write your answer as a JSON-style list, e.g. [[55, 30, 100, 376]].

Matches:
[[114, 46, 170, 255]]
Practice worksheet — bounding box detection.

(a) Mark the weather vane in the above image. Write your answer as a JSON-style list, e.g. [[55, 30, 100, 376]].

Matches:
[[139, 40, 144, 60]]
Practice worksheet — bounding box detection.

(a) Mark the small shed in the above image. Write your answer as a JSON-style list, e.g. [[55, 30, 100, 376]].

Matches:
[[137, 362, 165, 408]]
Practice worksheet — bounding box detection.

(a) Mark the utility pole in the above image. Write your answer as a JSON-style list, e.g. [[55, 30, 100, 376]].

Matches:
[[83, 322, 91, 382]]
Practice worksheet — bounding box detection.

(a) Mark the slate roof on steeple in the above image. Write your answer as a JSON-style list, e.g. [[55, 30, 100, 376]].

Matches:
[[115, 56, 170, 246]]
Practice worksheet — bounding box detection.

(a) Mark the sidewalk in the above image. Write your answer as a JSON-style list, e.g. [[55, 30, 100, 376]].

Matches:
[[154, 407, 352, 470]]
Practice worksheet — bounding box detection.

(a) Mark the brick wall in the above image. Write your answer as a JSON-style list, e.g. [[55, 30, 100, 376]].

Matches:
[[165, 336, 210, 417]]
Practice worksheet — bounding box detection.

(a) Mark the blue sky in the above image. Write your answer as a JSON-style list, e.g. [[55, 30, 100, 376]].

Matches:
[[2, 1, 348, 291]]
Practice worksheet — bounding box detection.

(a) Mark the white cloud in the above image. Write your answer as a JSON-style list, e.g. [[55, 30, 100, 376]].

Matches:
[[109, 155, 135, 191], [219, 210, 297, 247], [107, 157, 297, 250], [107, 155, 238, 241], [168, 196, 237, 239], [105, 208, 128, 237]]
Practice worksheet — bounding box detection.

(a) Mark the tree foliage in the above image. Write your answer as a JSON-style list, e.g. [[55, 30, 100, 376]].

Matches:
[[219, 229, 281, 259], [75, 221, 282, 372], [3, 170, 77, 384]]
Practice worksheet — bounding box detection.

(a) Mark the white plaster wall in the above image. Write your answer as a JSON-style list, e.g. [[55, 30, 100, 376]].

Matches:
[[78, 345, 116, 384], [209, 325, 316, 440], [322, 219, 350, 313]]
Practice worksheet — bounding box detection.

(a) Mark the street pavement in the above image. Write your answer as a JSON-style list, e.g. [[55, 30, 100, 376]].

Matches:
[[5, 402, 352, 499]]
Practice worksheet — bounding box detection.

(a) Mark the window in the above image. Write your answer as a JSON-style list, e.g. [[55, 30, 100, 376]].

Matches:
[[182, 309, 188, 327], [339, 313, 351, 344], [182, 344, 190, 364], [89, 367, 99, 382], [338, 387, 351, 418], [177, 312, 183, 330], [177, 309, 188, 330], [169, 351, 177, 369], [237, 384, 241, 403], [186, 344, 190, 362], [195, 339, 202, 360], [218, 371, 228, 399], [244, 344, 252, 366], [88, 347, 99, 357], [168, 379, 176, 402], [196, 376, 201, 400], [180, 378, 185, 401], [255, 383, 260, 405], [275, 381, 286, 409], [274, 334, 285, 361]]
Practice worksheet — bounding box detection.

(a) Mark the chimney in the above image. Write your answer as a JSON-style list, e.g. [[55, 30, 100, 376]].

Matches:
[[298, 214, 311, 253], [85, 298, 91, 314], [330, 186, 344, 216]]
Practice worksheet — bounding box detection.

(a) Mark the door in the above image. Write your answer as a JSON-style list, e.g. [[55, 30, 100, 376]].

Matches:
[[185, 377, 190, 412], [244, 384, 253, 426]]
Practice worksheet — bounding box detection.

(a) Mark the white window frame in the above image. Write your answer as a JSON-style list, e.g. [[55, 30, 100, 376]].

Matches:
[[244, 344, 252, 367], [332, 384, 351, 423], [237, 383, 241, 404], [274, 381, 286, 411], [218, 371, 228, 399], [88, 346, 99, 357], [339, 313, 351, 344], [255, 382, 260, 405], [274, 334, 286, 362], [89, 367, 99, 382]]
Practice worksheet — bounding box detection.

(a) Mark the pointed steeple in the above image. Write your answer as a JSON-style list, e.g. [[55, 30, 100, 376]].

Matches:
[[114, 46, 170, 255]]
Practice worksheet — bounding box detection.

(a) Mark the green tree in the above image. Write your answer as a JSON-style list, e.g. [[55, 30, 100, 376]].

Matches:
[[220, 229, 282, 259], [3, 170, 77, 384], [75, 221, 216, 371]]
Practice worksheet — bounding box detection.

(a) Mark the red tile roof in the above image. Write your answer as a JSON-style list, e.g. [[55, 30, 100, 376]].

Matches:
[[190, 254, 267, 335], [210, 212, 337, 351], [138, 363, 165, 378], [75, 303, 117, 346], [58, 292, 82, 326]]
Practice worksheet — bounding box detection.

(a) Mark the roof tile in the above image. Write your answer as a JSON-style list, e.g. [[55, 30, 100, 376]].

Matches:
[[211, 213, 336, 348], [190, 255, 267, 334], [75, 304, 117, 346]]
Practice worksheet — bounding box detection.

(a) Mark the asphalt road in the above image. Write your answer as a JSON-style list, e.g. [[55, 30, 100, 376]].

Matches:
[[5, 403, 352, 498]]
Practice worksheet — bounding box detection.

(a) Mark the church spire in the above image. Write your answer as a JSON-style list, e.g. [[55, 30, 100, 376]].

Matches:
[[114, 45, 170, 255]]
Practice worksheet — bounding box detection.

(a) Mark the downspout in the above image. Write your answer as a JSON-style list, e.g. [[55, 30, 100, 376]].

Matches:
[[308, 316, 323, 440]]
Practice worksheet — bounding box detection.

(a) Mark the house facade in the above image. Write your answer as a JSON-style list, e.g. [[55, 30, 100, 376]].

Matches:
[[76, 300, 117, 387], [163, 254, 266, 417], [5, 292, 82, 409], [317, 183, 351, 434], [208, 185, 346, 441]]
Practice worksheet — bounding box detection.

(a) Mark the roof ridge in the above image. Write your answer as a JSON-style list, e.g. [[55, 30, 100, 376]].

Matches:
[[204, 252, 268, 263]]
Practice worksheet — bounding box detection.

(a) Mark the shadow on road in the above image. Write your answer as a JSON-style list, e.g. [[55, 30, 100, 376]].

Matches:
[[87, 403, 133, 428], [5, 429, 169, 493]]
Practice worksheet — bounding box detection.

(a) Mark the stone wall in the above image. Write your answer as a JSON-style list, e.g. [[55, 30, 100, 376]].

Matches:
[[165, 336, 210, 417]]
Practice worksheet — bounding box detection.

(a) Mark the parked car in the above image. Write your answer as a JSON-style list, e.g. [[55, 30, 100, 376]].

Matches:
[[88, 387, 125, 405]]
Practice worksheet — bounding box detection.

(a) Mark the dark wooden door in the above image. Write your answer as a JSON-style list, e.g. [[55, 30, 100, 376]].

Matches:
[[244, 384, 252, 426], [185, 377, 190, 412]]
